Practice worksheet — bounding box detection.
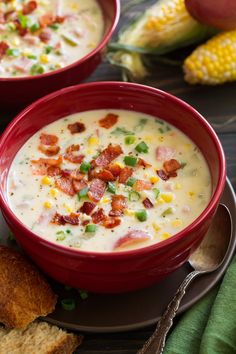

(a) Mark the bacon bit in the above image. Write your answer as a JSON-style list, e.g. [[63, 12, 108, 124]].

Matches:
[[51, 212, 80, 226], [142, 198, 154, 209], [22, 1, 37, 15], [88, 166, 97, 181], [0, 41, 9, 59], [94, 144, 123, 167], [80, 202, 96, 215], [55, 16, 65, 23], [66, 144, 80, 153], [107, 164, 122, 177], [96, 169, 116, 182], [39, 29, 52, 43], [62, 169, 84, 181], [39, 13, 54, 27], [133, 180, 152, 192], [109, 195, 127, 217], [38, 144, 60, 157], [13, 19, 28, 36], [156, 146, 176, 161], [4, 10, 17, 22], [67, 122, 86, 134], [102, 217, 121, 229], [119, 167, 133, 184], [32, 155, 62, 166], [64, 144, 84, 164], [156, 169, 169, 181], [55, 177, 75, 196], [113, 230, 150, 250], [99, 113, 119, 129], [138, 158, 152, 168], [47, 166, 61, 177], [40, 133, 58, 146], [72, 179, 87, 192], [91, 208, 106, 224], [88, 179, 106, 203], [163, 159, 181, 174]]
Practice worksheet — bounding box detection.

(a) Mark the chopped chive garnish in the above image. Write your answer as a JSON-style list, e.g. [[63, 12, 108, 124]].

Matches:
[[50, 23, 60, 30], [6, 48, 20, 57], [77, 187, 88, 200], [126, 177, 136, 187], [107, 182, 116, 194], [135, 141, 149, 153], [111, 127, 135, 136], [135, 209, 148, 222], [124, 156, 137, 167], [153, 188, 160, 199], [45, 45, 53, 54], [61, 298, 76, 311], [80, 162, 91, 174], [79, 290, 89, 300], [27, 54, 37, 59], [161, 207, 174, 217], [125, 136, 136, 145], [85, 224, 97, 233], [30, 22, 40, 32], [128, 191, 140, 202], [18, 14, 30, 29], [135, 118, 147, 131]]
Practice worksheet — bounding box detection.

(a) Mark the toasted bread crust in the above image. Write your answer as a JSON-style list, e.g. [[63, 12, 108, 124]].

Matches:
[[48, 333, 83, 354], [0, 246, 57, 328]]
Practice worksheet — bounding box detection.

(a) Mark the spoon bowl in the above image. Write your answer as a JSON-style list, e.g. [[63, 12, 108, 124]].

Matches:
[[139, 203, 232, 354]]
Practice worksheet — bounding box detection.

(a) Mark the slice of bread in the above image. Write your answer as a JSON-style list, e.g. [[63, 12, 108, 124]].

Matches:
[[0, 245, 57, 328], [0, 321, 82, 354]]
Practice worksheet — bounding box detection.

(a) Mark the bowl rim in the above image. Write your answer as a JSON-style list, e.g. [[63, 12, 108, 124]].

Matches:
[[0, 81, 226, 260], [0, 0, 120, 82]]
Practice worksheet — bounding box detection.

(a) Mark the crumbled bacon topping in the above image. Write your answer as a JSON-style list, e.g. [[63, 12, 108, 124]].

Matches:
[[22, 1, 37, 15], [94, 144, 123, 167], [118, 167, 133, 184], [156, 169, 169, 181], [163, 159, 181, 174], [88, 178, 106, 203], [40, 133, 58, 146], [91, 208, 106, 224], [72, 179, 87, 193], [64, 145, 84, 164], [142, 198, 154, 209], [51, 212, 80, 226], [38, 145, 60, 157], [99, 113, 118, 129], [133, 180, 152, 192], [67, 122, 86, 134], [55, 176, 76, 196], [95, 169, 116, 182], [109, 195, 127, 217], [0, 41, 9, 59], [80, 202, 96, 215], [102, 217, 121, 229]]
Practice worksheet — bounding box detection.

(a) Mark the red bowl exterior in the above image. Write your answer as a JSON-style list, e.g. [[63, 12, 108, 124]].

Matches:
[[0, 82, 226, 293], [0, 0, 120, 111]]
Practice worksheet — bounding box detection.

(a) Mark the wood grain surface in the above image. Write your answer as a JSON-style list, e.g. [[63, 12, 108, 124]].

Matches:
[[0, 0, 235, 352]]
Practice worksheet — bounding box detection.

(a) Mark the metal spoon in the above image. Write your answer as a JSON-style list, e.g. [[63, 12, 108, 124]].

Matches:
[[138, 203, 232, 354]]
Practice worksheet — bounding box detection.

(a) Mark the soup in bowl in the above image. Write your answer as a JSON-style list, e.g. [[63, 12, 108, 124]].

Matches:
[[0, 82, 226, 293]]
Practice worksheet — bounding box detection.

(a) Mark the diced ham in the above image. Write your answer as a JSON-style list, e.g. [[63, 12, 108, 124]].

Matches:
[[80, 202, 96, 215], [156, 169, 169, 181], [99, 113, 119, 129], [23, 34, 40, 45], [102, 217, 121, 229], [72, 179, 87, 192], [51, 212, 80, 225], [156, 146, 176, 161], [118, 167, 133, 184], [95, 169, 116, 182], [94, 144, 123, 167], [22, 1, 37, 15], [88, 178, 106, 203], [133, 180, 152, 192], [38, 144, 60, 157], [109, 195, 127, 217], [55, 176, 75, 196], [39, 13, 54, 27], [39, 29, 52, 43], [142, 198, 154, 209], [0, 41, 9, 59], [91, 208, 106, 224], [67, 122, 86, 134], [113, 230, 150, 250]]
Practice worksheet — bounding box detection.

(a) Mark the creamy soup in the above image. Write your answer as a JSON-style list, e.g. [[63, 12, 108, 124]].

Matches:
[[7, 110, 212, 252], [0, 0, 104, 77]]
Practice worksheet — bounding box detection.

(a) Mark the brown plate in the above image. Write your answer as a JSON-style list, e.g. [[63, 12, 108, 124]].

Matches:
[[1, 178, 235, 333]]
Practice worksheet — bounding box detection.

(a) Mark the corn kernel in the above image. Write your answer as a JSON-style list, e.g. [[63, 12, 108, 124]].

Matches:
[[40, 54, 49, 64], [44, 201, 52, 209], [161, 193, 173, 203], [41, 176, 52, 185], [150, 176, 159, 184], [49, 188, 59, 198], [175, 183, 182, 190], [152, 222, 161, 232], [115, 162, 124, 169], [100, 197, 110, 204], [88, 136, 99, 146], [156, 197, 165, 205], [144, 135, 153, 143], [172, 219, 183, 228], [188, 191, 196, 197], [124, 209, 135, 216], [162, 232, 171, 239]]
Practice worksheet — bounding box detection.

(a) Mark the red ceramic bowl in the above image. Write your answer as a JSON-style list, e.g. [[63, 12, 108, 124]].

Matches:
[[0, 0, 120, 111], [0, 82, 226, 293]]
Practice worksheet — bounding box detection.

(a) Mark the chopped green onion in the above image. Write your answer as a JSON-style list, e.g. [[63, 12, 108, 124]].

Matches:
[[126, 177, 136, 187], [30, 63, 45, 75], [56, 231, 66, 241], [135, 209, 148, 222], [135, 141, 149, 153], [161, 207, 174, 217], [134, 118, 147, 131], [158, 125, 171, 134], [85, 224, 97, 233], [80, 162, 91, 174], [79, 290, 89, 300], [30, 22, 40, 32], [107, 182, 116, 194], [111, 127, 135, 136], [45, 46, 53, 54], [50, 23, 60, 30], [128, 191, 140, 202], [153, 188, 160, 199], [61, 298, 76, 311], [18, 14, 30, 29], [77, 187, 88, 201], [6, 48, 20, 57], [125, 136, 136, 145], [27, 54, 37, 59], [124, 156, 137, 167]]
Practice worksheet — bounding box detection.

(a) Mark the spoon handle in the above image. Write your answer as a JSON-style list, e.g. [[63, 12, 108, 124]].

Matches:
[[138, 270, 200, 354]]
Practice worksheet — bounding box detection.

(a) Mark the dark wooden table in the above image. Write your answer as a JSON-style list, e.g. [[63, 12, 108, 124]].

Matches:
[[0, 1, 235, 352]]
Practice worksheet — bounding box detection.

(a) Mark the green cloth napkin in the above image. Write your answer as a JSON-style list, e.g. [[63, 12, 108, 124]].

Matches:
[[164, 256, 236, 354]]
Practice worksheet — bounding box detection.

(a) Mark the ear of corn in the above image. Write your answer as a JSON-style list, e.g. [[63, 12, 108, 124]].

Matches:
[[184, 30, 236, 85], [108, 0, 217, 80]]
